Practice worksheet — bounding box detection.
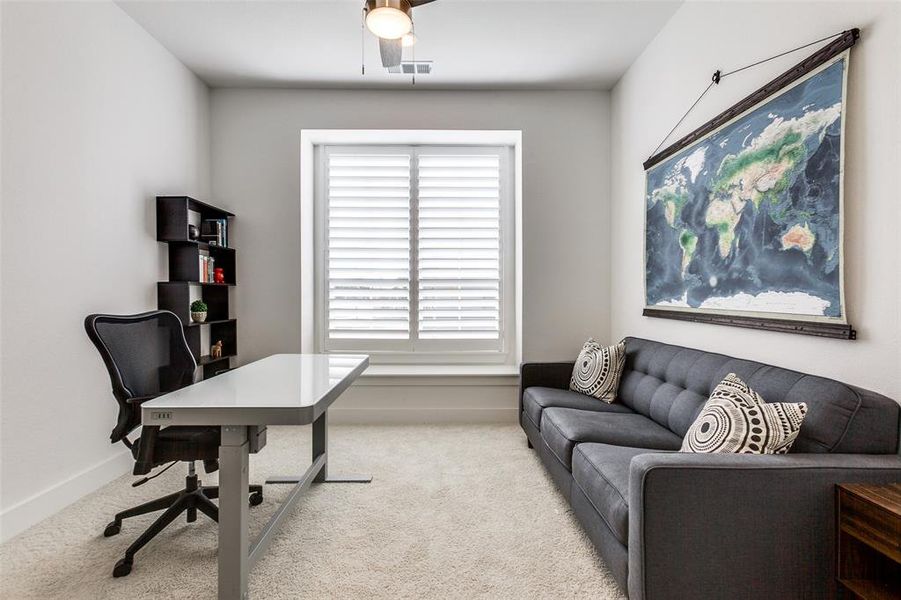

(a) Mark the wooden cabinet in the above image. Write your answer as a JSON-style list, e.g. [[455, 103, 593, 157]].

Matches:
[[836, 483, 901, 600]]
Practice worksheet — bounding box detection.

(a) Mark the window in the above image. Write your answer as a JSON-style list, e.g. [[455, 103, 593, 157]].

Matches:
[[309, 135, 518, 366]]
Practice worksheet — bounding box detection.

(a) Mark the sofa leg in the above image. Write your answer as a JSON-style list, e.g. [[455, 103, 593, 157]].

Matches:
[[527, 439, 534, 449]]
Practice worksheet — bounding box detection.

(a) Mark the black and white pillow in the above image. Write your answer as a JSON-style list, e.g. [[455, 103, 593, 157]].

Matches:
[[569, 339, 626, 403], [681, 373, 808, 454]]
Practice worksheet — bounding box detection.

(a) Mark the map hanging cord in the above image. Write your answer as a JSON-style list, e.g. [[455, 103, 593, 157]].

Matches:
[[647, 30, 847, 162], [648, 79, 716, 158], [718, 31, 847, 79]]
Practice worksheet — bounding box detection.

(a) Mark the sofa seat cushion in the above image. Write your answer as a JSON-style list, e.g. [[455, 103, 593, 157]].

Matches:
[[572, 443, 669, 544], [540, 407, 682, 469], [523, 386, 634, 429]]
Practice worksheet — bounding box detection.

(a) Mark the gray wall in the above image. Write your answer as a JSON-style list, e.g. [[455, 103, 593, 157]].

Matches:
[[0, 1, 211, 539], [210, 89, 611, 366], [609, 1, 901, 399]]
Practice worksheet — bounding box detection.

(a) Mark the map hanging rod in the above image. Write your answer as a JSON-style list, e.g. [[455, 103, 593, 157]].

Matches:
[[646, 29, 857, 167]]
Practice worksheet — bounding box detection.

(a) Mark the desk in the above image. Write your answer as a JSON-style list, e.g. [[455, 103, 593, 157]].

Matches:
[[142, 353, 370, 600]]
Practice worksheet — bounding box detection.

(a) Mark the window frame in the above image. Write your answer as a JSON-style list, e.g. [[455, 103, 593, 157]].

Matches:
[[301, 130, 522, 368]]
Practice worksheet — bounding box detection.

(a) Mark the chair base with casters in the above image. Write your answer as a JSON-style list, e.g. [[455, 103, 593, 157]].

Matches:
[[104, 462, 263, 577]]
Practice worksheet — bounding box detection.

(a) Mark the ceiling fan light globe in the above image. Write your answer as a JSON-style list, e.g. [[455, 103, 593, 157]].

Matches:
[[366, 7, 412, 39]]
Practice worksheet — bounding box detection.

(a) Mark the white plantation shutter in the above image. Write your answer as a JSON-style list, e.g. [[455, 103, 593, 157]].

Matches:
[[318, 143, 512, 360], [417, 153, 501, 340], [326, 151, 411, 340]]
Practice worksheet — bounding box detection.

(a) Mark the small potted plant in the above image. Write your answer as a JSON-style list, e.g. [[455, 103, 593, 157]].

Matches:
[[190, 300, 208, 323]]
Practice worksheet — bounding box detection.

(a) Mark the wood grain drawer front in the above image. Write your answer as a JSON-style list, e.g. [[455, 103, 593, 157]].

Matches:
[[839, 488, 901, 565]]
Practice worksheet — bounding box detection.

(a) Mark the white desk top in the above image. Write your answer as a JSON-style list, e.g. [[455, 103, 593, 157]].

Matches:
[[141, 354, 369, 426]]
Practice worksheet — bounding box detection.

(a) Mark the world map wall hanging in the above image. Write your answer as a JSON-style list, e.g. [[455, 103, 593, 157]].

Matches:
[[643, 30, 858, 340]]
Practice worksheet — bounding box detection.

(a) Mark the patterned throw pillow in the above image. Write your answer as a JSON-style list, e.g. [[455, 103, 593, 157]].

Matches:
[[681, 373, 808, 454], [569, 339, 626, 403]]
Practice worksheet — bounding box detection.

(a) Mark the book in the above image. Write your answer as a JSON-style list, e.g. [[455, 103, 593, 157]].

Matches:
[[200, 218, 229, 248], [198, 254, 215, 283]]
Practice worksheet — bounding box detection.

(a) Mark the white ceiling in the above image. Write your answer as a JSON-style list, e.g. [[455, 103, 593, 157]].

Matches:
[[117, 0, 682, 90]]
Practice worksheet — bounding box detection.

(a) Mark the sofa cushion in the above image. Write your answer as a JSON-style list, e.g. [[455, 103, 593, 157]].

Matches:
[[572, 443, 668, 545], [682, 373, 808, 454], [569, 339, 626, 402], [540, 408, 682, 469], [616, 337, 899, 454], [522, 387, 634, 430]]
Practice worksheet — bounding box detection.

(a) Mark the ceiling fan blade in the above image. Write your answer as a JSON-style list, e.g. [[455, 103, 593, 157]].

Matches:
[[409, 0, 437, 5], [379, 37, 402, 68]]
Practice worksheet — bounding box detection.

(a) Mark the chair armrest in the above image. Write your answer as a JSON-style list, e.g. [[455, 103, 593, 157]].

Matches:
[[519, 361, 575, 415], [126, 394, 158, 405], [627, 452, 901, 600]]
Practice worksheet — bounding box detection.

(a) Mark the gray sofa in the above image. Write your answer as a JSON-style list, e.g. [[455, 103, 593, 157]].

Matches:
[[520, 337, 901, 599]]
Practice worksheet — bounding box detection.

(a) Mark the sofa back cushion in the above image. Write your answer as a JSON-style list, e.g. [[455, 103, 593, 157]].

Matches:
[[617, 337, 900, 454]]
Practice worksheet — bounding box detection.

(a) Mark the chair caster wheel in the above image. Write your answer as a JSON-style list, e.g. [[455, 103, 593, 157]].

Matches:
[[249, 491, 263, 507], [104, 522, 121, 537], [113, 558, 133, 577]]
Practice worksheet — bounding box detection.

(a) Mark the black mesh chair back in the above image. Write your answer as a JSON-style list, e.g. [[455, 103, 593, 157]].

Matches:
[[85, 310, 196, 443]]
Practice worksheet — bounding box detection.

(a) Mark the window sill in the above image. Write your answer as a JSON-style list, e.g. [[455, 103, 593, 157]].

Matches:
[[355, 364, 520, 387]]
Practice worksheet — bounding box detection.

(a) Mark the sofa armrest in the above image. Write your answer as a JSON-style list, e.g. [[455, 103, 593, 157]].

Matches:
[[519, 361, 575, 415], [628, 452, 901, 600]]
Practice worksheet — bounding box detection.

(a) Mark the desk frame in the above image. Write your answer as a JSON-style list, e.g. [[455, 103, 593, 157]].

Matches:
[[141, 354, 370, 600], [218, 408, 371, 599]]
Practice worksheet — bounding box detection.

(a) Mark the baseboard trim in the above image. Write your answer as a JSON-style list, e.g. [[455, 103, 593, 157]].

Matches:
[[329, 407, 519, 425], [0, 448, 133, 543]]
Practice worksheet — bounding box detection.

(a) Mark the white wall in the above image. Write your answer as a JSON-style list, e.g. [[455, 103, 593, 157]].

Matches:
[[210, 89, 610, 420], [609, 1, 901, 400], [0, 1, 210, 540]]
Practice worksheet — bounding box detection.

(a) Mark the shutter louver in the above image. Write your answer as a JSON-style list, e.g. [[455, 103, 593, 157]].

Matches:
[[327, 153, 411, 340], [417, 154, 501, 340]]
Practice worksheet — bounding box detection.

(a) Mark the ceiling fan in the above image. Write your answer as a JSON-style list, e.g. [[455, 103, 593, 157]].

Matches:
[[363, 0, 437, 70]]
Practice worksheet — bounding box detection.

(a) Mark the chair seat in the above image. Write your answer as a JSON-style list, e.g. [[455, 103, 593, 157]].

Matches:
[[540, 408, 682, 470], [572, 443, 672, 545], [523, 386, 634, 429], [131, 426, 220, 469]]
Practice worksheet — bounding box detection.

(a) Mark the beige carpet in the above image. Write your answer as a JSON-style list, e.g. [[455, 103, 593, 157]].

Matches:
[[0, 425, 625, 599]]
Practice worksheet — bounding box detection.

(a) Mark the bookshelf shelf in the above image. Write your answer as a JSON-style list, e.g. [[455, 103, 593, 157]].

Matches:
[[156, 196, 236, 380], [166, 240, 236, 253], [199, 353, 236, 366], [177, 282, 236, 287], [185, 318, 236, 328]]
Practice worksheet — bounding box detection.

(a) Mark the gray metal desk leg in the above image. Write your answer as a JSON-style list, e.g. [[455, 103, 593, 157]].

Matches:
[[219, 426, 250, 600], [266, 409, 371, 485], [313, 409, 372, 483]]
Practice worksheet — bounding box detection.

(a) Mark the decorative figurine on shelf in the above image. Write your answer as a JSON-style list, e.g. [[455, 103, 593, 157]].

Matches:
[[214, 267, 225, 284], [210, 340, 223, 359], [190, 300, 208, 323], [188, 224, 199, 240]]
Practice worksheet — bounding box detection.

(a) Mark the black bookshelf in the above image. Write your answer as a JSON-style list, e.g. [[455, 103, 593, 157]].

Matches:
[[156, 196, 236, 379]]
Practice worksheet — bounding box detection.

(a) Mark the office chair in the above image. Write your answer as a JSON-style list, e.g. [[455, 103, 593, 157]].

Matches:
[[85, 310, 263, 577]]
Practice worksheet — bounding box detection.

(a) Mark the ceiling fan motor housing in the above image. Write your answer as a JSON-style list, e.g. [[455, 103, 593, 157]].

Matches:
[[364, 0, 436, 69], [365, 0, 413, 20]]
